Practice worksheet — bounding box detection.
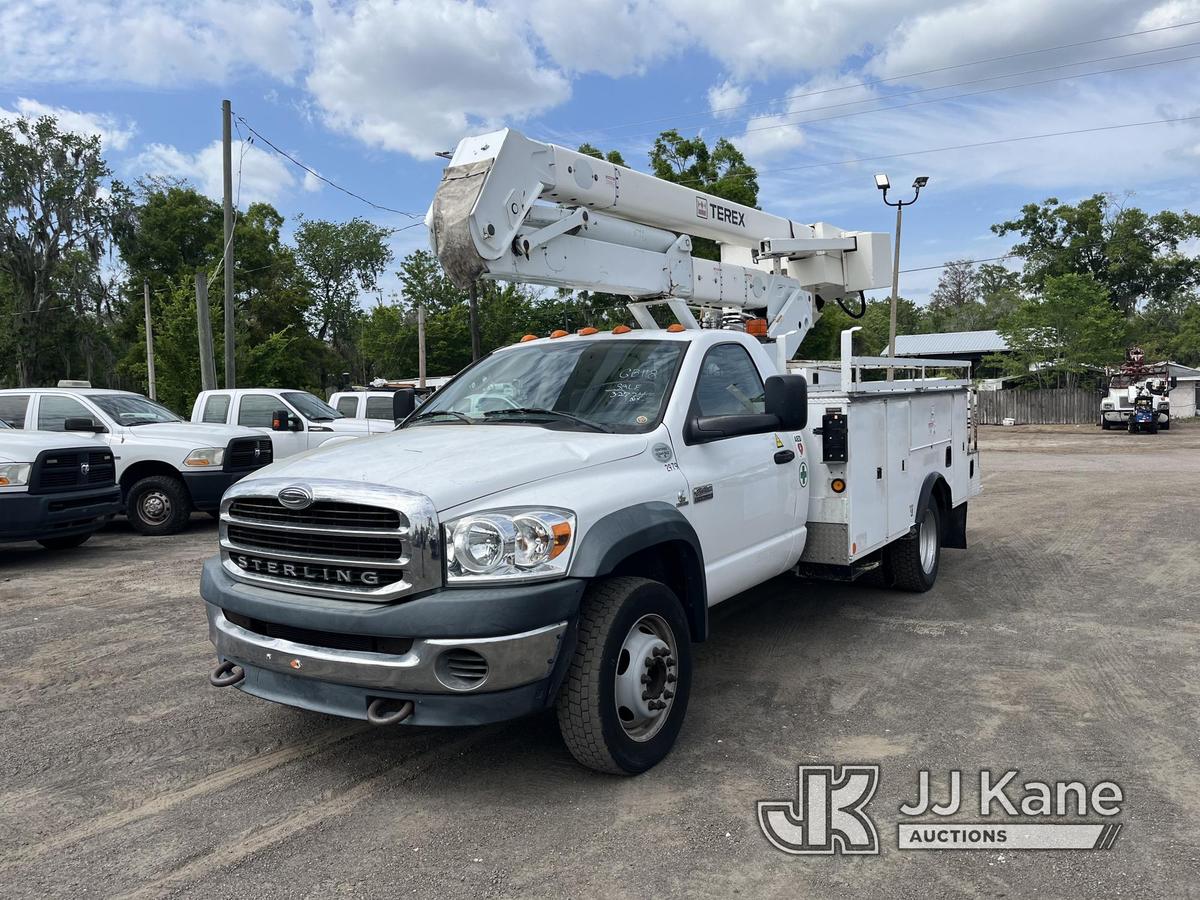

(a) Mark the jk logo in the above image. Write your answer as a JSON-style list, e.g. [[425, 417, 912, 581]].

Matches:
[[757, 765, 880, 855]]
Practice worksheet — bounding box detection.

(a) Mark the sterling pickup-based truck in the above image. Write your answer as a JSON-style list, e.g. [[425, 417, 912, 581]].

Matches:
[[201, 128, 982, 774], [0, 420, 122, 549]]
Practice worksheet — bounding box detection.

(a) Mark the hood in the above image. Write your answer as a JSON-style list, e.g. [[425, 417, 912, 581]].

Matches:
[[117, 421, 261, 447], [0, 430, 104, 463], [247, 424, 647, 510]]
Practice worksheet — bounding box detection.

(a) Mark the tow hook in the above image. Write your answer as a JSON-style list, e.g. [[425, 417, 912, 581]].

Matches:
[[366, 698, 415, 726], [209, 660, 245, 687]]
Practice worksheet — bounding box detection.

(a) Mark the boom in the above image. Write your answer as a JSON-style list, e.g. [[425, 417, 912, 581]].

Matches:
[[428, 128, 891, 365]]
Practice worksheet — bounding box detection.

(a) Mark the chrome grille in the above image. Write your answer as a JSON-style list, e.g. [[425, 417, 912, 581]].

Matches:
[[219, 477, 441, 602]]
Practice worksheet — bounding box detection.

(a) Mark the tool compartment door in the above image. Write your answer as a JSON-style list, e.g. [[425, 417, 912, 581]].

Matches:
[[886, 398, 915, 538]]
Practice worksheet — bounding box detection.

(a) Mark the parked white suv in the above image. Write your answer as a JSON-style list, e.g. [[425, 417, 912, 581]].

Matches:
[[190, 389, 391, 457], [0, 388, 272, 535]]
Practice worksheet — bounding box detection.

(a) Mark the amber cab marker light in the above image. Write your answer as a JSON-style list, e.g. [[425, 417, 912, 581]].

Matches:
[[550, 329, 569, 339], [612, 324, 632, 334], [577, 326, 599, 335], [666, 323, 686, 333], [519, 334, 538, 342], [831, 478, 847, 493]]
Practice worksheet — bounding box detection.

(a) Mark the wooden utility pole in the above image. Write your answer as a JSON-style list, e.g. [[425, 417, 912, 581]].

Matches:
[[143, 280, 157, 400], [468, 281, 481, 361], [417, 303, 427, 388], [196, 270, 217, 391], [221, 99, 236, 389]]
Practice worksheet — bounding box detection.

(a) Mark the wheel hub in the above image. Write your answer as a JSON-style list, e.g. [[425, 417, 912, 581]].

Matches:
[[919, 512, 937, 574], [614, 614, 678, 742], [141, 491, 171, 524]]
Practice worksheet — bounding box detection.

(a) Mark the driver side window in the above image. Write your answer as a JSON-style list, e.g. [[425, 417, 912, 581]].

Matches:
[[693, 344, 765, 417]]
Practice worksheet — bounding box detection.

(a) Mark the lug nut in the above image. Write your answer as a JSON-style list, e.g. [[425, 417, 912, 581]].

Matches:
[[640, 674, 650, 684], [642, 691, 650, 701], [665, 657, 676, 666], [664, 690, 674, 699], [666, 673, 677, 683], [644, 657, 654, 668]]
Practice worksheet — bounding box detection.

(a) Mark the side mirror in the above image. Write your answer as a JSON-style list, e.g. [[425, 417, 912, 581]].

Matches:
[[393, 388, 416, 422], [686, 412, 780, 444], [1170, 377, 1178, 389], [270, 409, 292, 432], [64, 417, 106, 433], [764, 374, 808, 431]]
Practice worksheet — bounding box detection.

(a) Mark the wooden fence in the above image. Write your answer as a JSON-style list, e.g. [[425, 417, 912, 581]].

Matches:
[[976, 388, 1100, 425]]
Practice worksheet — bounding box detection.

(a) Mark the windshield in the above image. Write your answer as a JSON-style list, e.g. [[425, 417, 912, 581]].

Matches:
[[282, 391, 344, 421], [87, 394, 182, 425], [410, 339, 686, 433]]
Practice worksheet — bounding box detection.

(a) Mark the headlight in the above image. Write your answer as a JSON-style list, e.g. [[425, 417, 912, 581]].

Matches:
[[0, 463, 31, 486], [184, 447, 225, 467], [445, 508, 574, 582]]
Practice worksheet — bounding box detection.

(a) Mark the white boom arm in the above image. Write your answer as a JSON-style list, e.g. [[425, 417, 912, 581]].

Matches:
[[428, 128, 891, 364]]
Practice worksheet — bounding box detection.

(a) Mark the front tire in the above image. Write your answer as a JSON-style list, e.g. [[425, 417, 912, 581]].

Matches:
[[126, 475, 193, 535], [556, 577, 693, 775], [37, 533, 92, 550], [886, 503, 941, 592]]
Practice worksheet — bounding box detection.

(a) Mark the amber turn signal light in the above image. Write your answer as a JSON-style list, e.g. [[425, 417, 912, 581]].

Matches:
[[831, 478, 846, 493]]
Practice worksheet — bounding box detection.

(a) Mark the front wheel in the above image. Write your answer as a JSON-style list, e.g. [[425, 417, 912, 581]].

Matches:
[[126, 475, 193, 535], [556, 577, 693, 775], [886, 503, 941, 592]]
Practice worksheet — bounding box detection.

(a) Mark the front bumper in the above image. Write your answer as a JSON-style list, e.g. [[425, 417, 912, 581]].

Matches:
[[201, 557, 585, 725], [0, 486, 122, 543], [182, 469, 254, 511]]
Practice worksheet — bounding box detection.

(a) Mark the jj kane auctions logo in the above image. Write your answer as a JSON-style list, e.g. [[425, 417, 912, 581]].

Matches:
[[758, 766, 1124, 854]]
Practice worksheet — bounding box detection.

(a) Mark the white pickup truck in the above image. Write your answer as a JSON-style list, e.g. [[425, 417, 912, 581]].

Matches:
[[191, 389, 391, 457], [200, 126, 982, 774], [0, 420, 123, 549], [0, 387, 272, 535]]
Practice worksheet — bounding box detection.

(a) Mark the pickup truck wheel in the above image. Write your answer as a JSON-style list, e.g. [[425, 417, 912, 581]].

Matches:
[[556, 576, 692, 775], [127, 475, 193, 535], [886, 503, 941, 593], [37, 533, 92, 550]]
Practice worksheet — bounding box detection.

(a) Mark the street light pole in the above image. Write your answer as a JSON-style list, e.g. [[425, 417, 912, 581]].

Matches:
[[876, 174, 928, 381]]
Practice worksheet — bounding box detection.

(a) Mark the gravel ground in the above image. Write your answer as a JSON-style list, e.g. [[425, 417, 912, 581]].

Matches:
[[2, 422, 1198, 898]]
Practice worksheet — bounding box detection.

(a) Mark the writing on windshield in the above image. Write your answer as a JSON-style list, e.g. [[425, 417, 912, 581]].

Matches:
[[413, 339, 685, 432]]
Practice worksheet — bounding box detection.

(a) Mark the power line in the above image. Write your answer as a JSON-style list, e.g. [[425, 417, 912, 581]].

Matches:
[[234, 112, 421, 219], [900, 255, 1017, 274], [719, 43, 1200, 143], [669, 114, 1200, 188], [582, 18, 1200, 137]]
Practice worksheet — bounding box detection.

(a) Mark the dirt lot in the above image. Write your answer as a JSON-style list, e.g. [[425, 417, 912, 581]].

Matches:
[[2, 423, 1199, 899]]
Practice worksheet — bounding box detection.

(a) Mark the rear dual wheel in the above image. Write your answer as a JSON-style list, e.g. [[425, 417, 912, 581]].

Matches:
[[557, 577, 693, 775], [886, 502, 941, 592]]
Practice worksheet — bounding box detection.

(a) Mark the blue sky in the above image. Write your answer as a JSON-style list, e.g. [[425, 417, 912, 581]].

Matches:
[[4, 0, 1200, 306]]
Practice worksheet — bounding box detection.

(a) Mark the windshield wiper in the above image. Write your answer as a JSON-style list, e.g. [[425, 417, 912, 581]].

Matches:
[[409, 409, 474, 425], [483, 407, 612, 433]]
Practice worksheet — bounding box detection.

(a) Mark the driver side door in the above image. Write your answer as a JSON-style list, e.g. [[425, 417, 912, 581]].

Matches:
[[673, 343, 801, 605], [236, 394, 306, 458]]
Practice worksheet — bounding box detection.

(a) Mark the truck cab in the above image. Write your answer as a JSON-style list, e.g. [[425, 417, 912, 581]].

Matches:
[[201, 327, 980, 774], [0, 419, 124, 549], [0, 388, 272, 535], [191, 389, 391, 457]]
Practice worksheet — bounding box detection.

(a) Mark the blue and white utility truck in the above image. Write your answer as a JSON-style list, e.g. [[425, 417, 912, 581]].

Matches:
[[201, 128, 982, 773]]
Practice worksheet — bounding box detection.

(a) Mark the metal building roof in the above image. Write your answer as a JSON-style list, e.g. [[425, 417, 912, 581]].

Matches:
[[886, 329, 1010, 357]]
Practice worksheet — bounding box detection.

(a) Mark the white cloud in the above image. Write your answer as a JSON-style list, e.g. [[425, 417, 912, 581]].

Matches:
[[0, 98, 136, 150], [134, 140, 297, 205], [524, 0, 685, 76], [707, 81, 749, 119], [0, 0, 306, 86], [307, 0, 571, 158]]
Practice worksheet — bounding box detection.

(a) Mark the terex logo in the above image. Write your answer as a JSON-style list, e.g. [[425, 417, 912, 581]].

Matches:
[[758, 765, 880, 855], [695, 196, 747, 227]]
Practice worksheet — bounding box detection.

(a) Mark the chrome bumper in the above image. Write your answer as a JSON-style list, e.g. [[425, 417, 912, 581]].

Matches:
[[206, 605, 567, 694]]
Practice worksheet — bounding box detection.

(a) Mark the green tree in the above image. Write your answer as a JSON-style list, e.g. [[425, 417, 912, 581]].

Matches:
[[993, 194, 1200, 315], [992, 273, 1125, 388], [294, 217, 394, 350], [0, 115, 130, 384], [577, 143, 627, 167]]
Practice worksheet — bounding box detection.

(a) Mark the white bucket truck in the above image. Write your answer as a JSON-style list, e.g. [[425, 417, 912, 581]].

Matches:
[[201, 129, 981, 773]]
